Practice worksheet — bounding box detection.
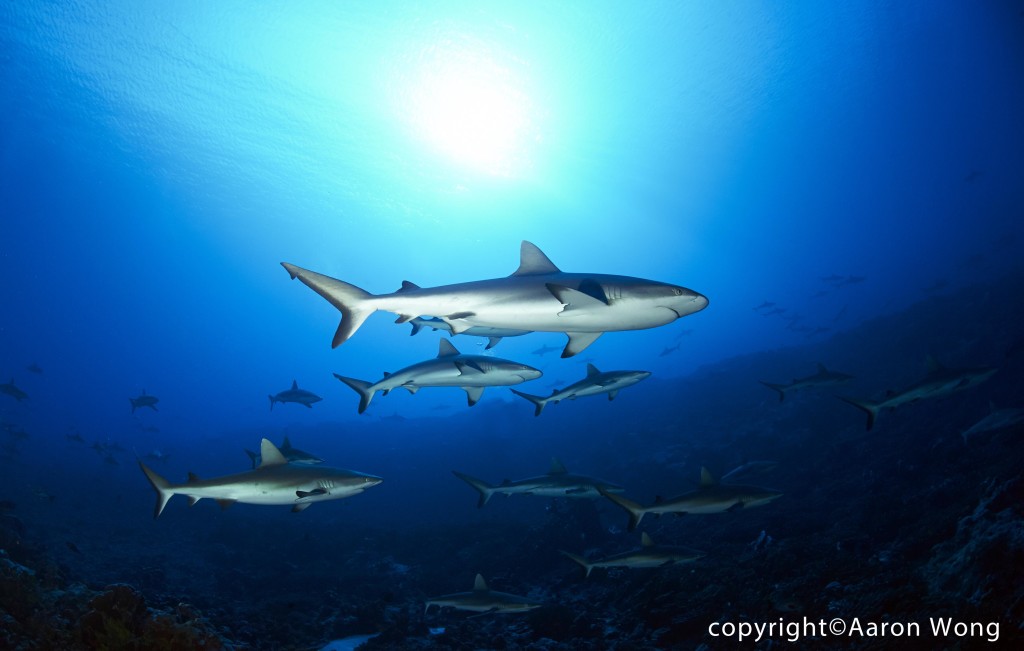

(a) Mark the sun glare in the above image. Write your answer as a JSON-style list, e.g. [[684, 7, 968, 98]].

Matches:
[[405, 40, 537, 178]]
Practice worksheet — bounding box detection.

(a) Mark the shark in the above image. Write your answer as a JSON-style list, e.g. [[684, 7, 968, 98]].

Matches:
[[407, 316, 531, 350], [760, 363, 854, 402], [720, 460, 778, 483], [510, 363, 651, 416], [282, 241, 708, 358], [452, 458, 624, 507], [129, 390, 158, 413], [1, 379, 29, 402], [268, 380, 322, 410], [837, 356, 998, 430], [961, 403, 1024, 443], [561, 532, 705, 577], [245, 435, 324, 467], [602, 467, 782, 531], [531, 343, 561, 356], [424, 574, 543, 615], [334, 339, 541, 414], [138, 438, 381, 517]]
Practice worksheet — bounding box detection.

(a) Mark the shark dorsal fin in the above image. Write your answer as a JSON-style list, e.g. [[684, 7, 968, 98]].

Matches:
[[397, 280, 420, 293], [699, 466, 717, 487], [549, 458, 568, 475], [258, 438, 288, 467], [438, 339, 460, 357], [641, 532, 654, 547], [512, 241, 560, 276], [586, 363, 601, 378], [383, 371, 392, 378], [817, 363, 828, 373], [925, 355, 943, 374], [291, 380, 298, 390], [473, 574, 488, 591], [187, 472, 200, 483]]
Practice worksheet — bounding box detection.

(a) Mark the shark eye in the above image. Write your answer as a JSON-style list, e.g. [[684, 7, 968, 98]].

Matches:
[[672, 288, 683, 296]]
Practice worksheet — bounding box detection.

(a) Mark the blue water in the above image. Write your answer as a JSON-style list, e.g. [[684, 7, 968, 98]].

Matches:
[[1, 2, 1023, 649]]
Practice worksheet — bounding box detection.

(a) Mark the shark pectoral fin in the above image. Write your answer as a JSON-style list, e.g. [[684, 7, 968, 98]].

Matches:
[[187, 496, 201, 507], [443, 313, 476, 334], [607, 390, 619, 401], [292, 502, 312, 513], [405, 385, 420, 395], [394, 314, 414, 324], [546, 284, 608, 314], [455, 360, 485, 375], [562, 332, 602, 358], [464, 386, 485, 406], [485, 337, 501, 349], [727, 501, 745, 513], [217, 499, 236, 511]]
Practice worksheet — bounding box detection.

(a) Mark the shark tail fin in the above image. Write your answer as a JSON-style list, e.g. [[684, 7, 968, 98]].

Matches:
[[129, 398, 137, 414], [452, 471, 496, 508], [409, 320, 423, 337], [837, 395, 880, 430], [759, 381, 787, 403], [138, 461, 174, 519], [280, 263, 375, 347], [510, 389, 547, 416], [268, 395, 275, 411], [601, 490, 646, 531], [333, 374, 377, 414], [244, 449, 259, 468], [560, 551, 593, 578]]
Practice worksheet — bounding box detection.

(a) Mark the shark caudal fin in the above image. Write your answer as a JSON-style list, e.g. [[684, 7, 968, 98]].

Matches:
[[244, 448, 259, 468], [837, 395, 881, 431], [560, 551, 594, 578], [268, 395, 275, 411], [129, 398, 137, 414], [333, 374, 377, 414], [510, 389, 548, 416], [138, 461, 174, 519], [600, 490, 647, 531], [452, 471, 496, 508], [280, 263, 375, 348], [759, 381, 788, 403]]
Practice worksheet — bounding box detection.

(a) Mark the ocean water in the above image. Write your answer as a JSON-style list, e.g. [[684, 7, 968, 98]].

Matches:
[[1, 1, 1022, 649]]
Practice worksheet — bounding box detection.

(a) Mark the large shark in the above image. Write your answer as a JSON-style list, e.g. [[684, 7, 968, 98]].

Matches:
[[759, 363, 854, 402], [138, 438, 381, 517], [961, 404, 1024, 444], [334, 339, 541, 414], [561, 532, 705, 578], [282, 241, 708, 358], [602, 467, 782, 531], [245, 435, 324, 468], [408, 316, 531, 350], [1, 379, 28, 402], [269, 380, 322, 410], [837, 356, 998, 430], [510, 363, 651, 416], [424, 574, 543, 615], [452, 458, 624, 507], [129, 390, 158, 413]]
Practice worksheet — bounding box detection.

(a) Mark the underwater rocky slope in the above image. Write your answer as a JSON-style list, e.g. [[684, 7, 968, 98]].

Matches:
[[2, 271, 1023, 650]]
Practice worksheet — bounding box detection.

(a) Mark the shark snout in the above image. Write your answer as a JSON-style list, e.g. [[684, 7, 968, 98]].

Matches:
[[517, 366, 543, 381]]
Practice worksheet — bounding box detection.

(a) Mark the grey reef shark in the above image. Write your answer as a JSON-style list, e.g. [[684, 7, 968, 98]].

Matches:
[[838, 355, 998, 430], [1, 379, 29, 402], [281, 240, 708, 358], [129, 390, 158, 414], [245, 435, 324, 468], [961, 403, 1024, 444], [424, 574, 543, 615], [561, 532, 705, 578], [269, 380, 322, 410], [334, 339, 541, 414], [760, 363, 854, 402], [510, 363, 651, 416], [602, 467, 782, 531], [452, 458, 624, 507], [407, 316, 530, 350], [138, 438, 381, 517]]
